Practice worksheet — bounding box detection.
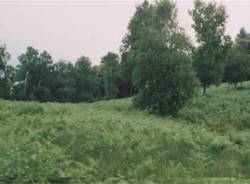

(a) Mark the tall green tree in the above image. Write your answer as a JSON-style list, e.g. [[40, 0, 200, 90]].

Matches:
[[224, 28, 250, 87], [120, 0, 153, 97], [190, 0, 231, 94], [33, 51, 54, 101], [15, 47, 54, 101], [92, 65, 105, 99], [4, 65, 15, 99], [120, 52, 137, 97], [51, 60, 76, 102], [236, 28, 250, 54], [100, 52, 120, 99], [124, 0, 198, 115], [73, 56, 95, 102], [0, 45, 11, 98]]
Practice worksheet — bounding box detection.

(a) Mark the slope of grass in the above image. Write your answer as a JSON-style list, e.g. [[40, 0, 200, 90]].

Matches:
[[179, 82, 250, 130], [0, 83, 250, 183]]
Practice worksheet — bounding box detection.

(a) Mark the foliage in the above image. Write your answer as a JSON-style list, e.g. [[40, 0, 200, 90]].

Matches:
[[72, 56, 96, 102], [2, 0, 248, 108], [11, 47, 121, 103], [119, 52, 136, 98], [1, 83, 250, 183], [0, 45, 12, 98], [123, 0, 198, 115], [120, 0, 154, 99], [178, 82, 250, 129], [132, 31, 198, 115], [190, 0, 232, 94], [50, 60, 76, 102], [99, 52, 120, 99], [1, 1, 250, 182], [15, 47, 54, 101], [224, 28, 250, 87]]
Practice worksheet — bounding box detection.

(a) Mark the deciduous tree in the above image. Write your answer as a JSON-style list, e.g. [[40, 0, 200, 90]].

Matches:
[[0, 45, 11, 98], [190, 0, 231, 94], [224, 28, 250, 87], [100, 52, 120, 99], [124, 0, 198, 115]]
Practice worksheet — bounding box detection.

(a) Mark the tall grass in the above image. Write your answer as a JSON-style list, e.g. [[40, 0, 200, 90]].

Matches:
[[179, 82, 250, 129], [0, 82, 250, 183]]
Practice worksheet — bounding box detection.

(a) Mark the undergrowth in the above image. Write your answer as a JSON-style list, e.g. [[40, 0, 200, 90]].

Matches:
[[0, 82, 250, 183]]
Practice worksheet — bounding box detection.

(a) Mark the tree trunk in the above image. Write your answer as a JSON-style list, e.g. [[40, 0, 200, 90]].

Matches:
[[203, 84, 206, 95]]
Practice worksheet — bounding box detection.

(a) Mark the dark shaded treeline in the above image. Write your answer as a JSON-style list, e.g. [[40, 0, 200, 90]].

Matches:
[[0, 48, 135, 102]]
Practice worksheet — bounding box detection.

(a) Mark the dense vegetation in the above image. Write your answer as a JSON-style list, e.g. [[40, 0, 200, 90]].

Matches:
[[224, 28, 250, 87], [0, 0, 250, 182], [190, 0, 231, 94], [1, 0, 250, 115], [0, 83, 250, 183], [121, 0, 198, 115]]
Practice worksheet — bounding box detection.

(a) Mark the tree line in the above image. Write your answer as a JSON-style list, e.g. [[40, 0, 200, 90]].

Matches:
[[1, 0, 250, 115], [0, 48, 128, 102]]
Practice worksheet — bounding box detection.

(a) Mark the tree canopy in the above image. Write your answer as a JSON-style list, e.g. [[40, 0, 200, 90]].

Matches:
[[1, 0, 250, 116], [0, 45, 11, 98], [123, 0, 198, 115], [190, 0, 231, 94], [224, 28, 250, 87]]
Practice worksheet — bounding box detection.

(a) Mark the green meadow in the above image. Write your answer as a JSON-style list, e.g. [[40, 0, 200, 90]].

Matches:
[[0, 83, 250, 183]]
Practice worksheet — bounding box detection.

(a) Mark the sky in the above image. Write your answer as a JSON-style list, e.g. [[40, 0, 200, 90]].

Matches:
[[0, 0, 250, 66]]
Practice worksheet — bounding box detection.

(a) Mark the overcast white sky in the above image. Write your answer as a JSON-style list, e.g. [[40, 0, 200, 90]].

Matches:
[[0, 0, 250, 66]]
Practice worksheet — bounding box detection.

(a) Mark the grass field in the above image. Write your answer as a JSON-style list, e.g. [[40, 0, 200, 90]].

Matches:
[[0, 82, 250, 183]]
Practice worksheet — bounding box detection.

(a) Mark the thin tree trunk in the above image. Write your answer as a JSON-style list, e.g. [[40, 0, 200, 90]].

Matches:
[[203, 84, 206, 95]]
